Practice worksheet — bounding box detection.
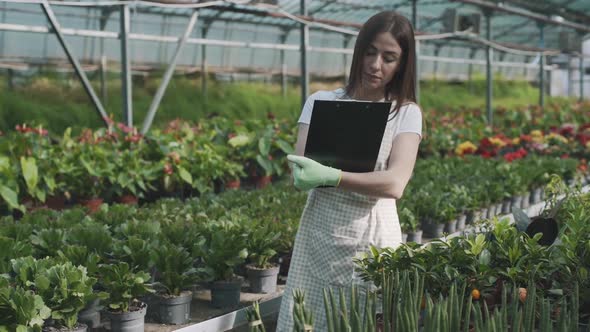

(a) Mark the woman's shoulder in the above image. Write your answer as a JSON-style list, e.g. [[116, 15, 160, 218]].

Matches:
[[308, 88, 347, 101], [399, 101, 422, 113]]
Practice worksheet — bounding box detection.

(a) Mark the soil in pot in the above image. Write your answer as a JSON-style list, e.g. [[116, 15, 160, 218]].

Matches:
[[107, 302, 147, 332], [210, 278, 242, 309], [157, 291, 193, 325], [246, 264, 279, 294]]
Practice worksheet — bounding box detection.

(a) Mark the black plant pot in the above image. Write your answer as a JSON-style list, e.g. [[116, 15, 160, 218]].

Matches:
[[107, 302, 147, 332], [210, 279, 242, 309], [157, 291, 193, 325], [246, 264, 279, 294]]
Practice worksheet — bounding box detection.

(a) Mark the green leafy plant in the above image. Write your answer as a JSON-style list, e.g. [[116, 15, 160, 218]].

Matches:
[[0, 283, 51, 332], [246, 221, 281, 269], [34, 262, 95, 329], [98, 262, 154, 313], [196, 220, 248, 282], [151, 243, 211, 296]]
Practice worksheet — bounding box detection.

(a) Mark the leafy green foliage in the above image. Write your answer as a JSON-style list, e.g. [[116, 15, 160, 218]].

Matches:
[[34, 262, 95, 329], [98, 262, 154, 313], [152, 243, 211, 296]]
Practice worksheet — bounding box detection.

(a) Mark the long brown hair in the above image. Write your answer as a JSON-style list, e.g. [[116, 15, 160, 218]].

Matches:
[[345, 11, 416, 116]]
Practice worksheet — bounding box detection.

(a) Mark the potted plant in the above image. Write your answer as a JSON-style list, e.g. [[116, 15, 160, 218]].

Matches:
[[151, 243, 210, 325], [398, 206, 422, 244], [0, 279, 51, 331], [34, 262, 95, 331], [245, 222, 281, 294], [98, 262, 154, 332], [54, 244, 106, 329], [196, 221, 248, 308]]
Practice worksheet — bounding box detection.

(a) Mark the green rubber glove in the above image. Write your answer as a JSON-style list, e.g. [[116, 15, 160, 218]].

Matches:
[[287, 155, 342, 191]]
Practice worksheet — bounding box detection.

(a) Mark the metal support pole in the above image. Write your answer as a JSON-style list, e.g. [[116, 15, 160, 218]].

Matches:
[[141, 11, 198, 134], [40, 0, 109, 126], [343, 35, 351, 86], [567, 54, 572, 97], [120, 5, 132, 127], [280, 30, 288, 99], [538, 22, 545, 108], [484, 9, 493, 126], [201, 24, 209, 103], [580, 53, 585, 101], [0, 2, 5, 58], [412, 0, 419, 103], [300, 0, 309, 107], [433, 45, 441, 80], [99, 9, 109, 104], [468, 47, 477, 93]]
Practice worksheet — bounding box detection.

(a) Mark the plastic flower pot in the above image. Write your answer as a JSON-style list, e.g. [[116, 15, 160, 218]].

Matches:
[[278, 253, 292, 277], [401, 233, 408, 243], [406, 230, 423, 244], [511, 196, 523, 210], [421, 218, 445, 238], [255, 175, 272, 189], [210, 279, 242, 309], [79, 198, 103, 213], [246, 264, 279, 294], [456, 214, 467, 231], [78, 298, 101, 329], [501, 199, 512, 215], [46, 195, 67, 210], [116, 194, 138, 205], [521, 192, 530, 209], [224, 179, 241, 190], [107, 303, 147, 332], [157, 291, 193, 325], [531, 188, 542, 204], [445, 219, 458, 234]]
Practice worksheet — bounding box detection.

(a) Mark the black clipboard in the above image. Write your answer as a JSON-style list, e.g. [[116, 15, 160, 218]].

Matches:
[[304, 100, 391, 173]]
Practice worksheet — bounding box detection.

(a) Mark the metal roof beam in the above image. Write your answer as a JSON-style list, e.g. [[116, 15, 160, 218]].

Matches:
[[503, 0, 590, 27], [449, 0, 590, 33]]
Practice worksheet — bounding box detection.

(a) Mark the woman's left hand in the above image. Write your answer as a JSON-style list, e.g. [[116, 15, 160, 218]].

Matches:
[[287, 155, 342, 191]]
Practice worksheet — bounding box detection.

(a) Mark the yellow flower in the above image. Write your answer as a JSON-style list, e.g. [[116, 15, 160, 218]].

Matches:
[[455, 141, 477, 156], [586, 141, 590, 150], [512, 137, 521, 145], [530, 130, 543, 137], [545, 133, 568, 144], [489, 137, 507, 148]]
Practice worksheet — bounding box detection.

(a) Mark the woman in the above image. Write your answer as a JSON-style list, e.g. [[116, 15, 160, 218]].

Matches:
[[277, 11, 423, 330]]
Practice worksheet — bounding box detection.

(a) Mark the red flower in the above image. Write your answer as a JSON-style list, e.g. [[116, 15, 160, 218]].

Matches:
[[561, 153, 570, 159], [117, 122, 134, 134], [164, 163, 173, 175]]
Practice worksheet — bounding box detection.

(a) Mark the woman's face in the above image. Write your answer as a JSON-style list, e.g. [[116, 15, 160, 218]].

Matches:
[[361, 31, 402, 94]]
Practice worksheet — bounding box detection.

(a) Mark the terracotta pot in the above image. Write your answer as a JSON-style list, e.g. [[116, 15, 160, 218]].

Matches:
[[116, 194, 138, 205], [225, 179, 241, 190], [255, 175, 272, 189], [46, 195, 67, 210], [79, 198, 104, 213]]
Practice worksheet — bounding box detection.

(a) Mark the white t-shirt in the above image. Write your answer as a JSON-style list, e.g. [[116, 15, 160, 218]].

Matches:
[[297, 88, 422, 140]]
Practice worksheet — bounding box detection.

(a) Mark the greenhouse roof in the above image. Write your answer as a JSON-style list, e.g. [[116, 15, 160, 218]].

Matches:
[[78, 0, 590, 52], [2, 0, 588, 54]]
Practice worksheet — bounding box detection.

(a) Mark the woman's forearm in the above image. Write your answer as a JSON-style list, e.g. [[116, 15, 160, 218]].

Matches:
[[338, 170, 402, 199]]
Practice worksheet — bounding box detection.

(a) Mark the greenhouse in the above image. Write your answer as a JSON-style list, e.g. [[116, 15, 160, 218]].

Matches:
[[0, 0, 589, 331]]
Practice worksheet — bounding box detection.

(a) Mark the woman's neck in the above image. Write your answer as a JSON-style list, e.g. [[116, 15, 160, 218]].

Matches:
[[352, 86, 387, 102]]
